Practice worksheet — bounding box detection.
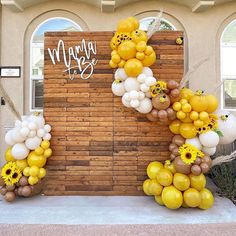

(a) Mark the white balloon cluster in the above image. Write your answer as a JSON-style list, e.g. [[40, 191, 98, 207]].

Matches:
[[5, 114, 52, 160], [111, 67, 156, 114]]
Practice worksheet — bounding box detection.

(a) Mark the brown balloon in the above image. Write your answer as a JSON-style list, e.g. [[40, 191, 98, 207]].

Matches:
[[19, 176, 28, 187], [1, 187, 7, 196], [169, 143, 178, 152], [191, 165, 202, 176], [170, 153, 176, 160], [202, 156, 212, 167], [17, 186, 23, 196], [194, 157, 202, 165], [172, 147, 179, 156], [152, 94, 171, 110], [173, 156, 191, 174], [146, 113, 158, 122], [158, 110, 168, 119], [200, 162, 210, 174], [172, 135, 185, 146], [167, 80, 178, 90], [14, 188, 18, 196], [166, 108, 174, 117], [170, 88, 180, 98], [170, 95, 181, 103], [4, 192, 16, 202], [6, 185, 15, 191], [22, 186, 32, 197], [151, 109, 158, 118]]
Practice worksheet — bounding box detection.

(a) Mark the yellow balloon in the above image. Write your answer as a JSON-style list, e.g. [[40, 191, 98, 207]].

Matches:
[[142, 52, 156, 67], [112, 54, 121, 64], [177, 110, 186, 120], [147, 161, 163, 179], [28, 176, 39, 186], [136, 52, 145, 60], [143, 179, 152, 195], [23, 166, 30, 177], [194, 119, 204, 128], [157, 168, 173, 187], [16, 159, 28, 171], [183, 188, 201, 207], [169, 120, 181, 134], [180, 88, 194, 101], [117, 19, 135, 32], [131, 30, 148, 43], [164, 162, 176, 174], [118, 59, 126, 68], [155, 195, 165, 206], [189, 173, 206, 191], [35, 146, 44, 155], [41, 140, 50, 149], [5, 147, 15, 162], [110, 38, 117, 50], [162, 185, 183, 209], [27, 151, 47, 168], [182, 200, 189, 208], [173, 173, 190, 191], [44, 148, 52, 158], [29, 166, 40, 177], [205, 95, 218, 113], [199, 111, 209, 121], [198, 188, 214, 210], [148, 179, 163, 196], [127, 17, 139, 30], [109, 60, 117, 68], [118, 41, 136, 60], [172, 102, 181, 111], [190, 111, 199, 121], [38, 168, 46, 179], [182, 103, 192, 113], [181, 113, 193, 123], [179, 123, 197, 139], [136, 41, 147, 52], [189, 94, 208, 112], [124, 58, 143, 77]]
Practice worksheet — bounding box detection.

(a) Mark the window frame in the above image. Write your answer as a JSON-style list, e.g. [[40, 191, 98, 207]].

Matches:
[[29, 17, 82, 112]]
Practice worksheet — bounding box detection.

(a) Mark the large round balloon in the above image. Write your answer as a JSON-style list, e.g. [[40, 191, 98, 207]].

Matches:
[[124, 77, 140, 92], [136, 98, 152, 114], [112, 81, 125, 96], [25, 136, 42, 150], [11, 143, 29, 160]]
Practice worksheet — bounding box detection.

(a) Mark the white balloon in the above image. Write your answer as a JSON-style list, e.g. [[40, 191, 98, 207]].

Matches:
[[37, 128, 46, 138], [21, 121, 29, 127], [28, 130, 36, 138], [199, 131, 219, 148], [123, 92, 131, 102], [138, 91, 145, 100], [202, 146, 216, 156], [145, 77, 156, 87], [5, 130, 15, 146], [129, 90, 139, 100], [136, 98, 153, 114], [20, 127, 30, 138], [43, 133, 51, 141], [145, 92, 152, 98], [185, 137, 202, 150], [21, 116, 27, 121], [137, 73, 146, 83], [28, 122, 38, 130], [130, 99, 140, 108], [15, 120, 22, 128], [122, 95, 131, 108], [12, 128, 25, 143], [11, 143, 29, 160], [36, 116, 45, 129], [25, 136, 42, 150], [115, 68, 127, 81], [124, 77, 140, 92], [217, 110, 236, 144], [142, 67, 153, 77], [44, 124, 52, 133], [112, 81, 125, 96], [140, 83, 149, 93]]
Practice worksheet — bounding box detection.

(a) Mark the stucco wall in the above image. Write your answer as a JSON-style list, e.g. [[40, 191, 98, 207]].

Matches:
[[0, 0, 236, 164]]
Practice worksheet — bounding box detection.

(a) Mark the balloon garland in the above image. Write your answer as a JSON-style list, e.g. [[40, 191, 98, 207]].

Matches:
[[0, 114, 52, 202], [109, 16, 236, 210]]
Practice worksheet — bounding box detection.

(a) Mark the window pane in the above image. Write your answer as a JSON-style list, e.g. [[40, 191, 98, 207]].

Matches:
[[139, 17, 175, 31], [223, 79, 236, 109], [32, 80, 43, 110]]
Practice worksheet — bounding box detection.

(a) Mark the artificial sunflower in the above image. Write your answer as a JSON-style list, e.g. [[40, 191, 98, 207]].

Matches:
[[150, 81, 167, 97], [197, 114, 218, 134], [112, 32, 131, 47], [178, 144, 204, 164], [1, 161, 22, 186]]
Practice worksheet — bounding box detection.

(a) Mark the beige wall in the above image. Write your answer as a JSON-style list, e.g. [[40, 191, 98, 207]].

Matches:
[[0, 0, 236, 164]]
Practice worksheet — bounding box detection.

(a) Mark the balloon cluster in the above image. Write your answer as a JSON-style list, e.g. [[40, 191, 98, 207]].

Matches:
[[143, 161, 214, 210], [0, 114, 52, 202], [110, 16, 236, 210]]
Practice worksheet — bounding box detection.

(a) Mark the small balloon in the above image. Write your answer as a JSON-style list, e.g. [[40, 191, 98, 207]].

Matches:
[[6, 185, 15, 191], [170, 88, 180, 98], [172, 135, 185, 146], [22, 186, 32, 197], [172, 147, 179, 156], [167, 80, 178, 89], [191, 165, 202, 175], [158, 110, 168, 120], [4, 192, 16, 202], [146, 113, 158, 122], [19, 176, 28, 187], [194, 157, 202, 165], [173, 156, 191, 174], [202, 156, 212, 167], [169, 143, 178, 152], [151, 109, 158, 118], [1, 187, 7, 196], [200, 162, 210, 174]]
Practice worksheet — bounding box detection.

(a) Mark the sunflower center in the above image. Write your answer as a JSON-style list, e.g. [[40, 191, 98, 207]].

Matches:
[[6, 169, 11, 175], [12, 173, 18, 179], [185, 153, 192, 159]]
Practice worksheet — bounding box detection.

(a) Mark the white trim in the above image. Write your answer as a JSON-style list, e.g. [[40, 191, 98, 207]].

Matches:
[[29, 17, 82, 112]]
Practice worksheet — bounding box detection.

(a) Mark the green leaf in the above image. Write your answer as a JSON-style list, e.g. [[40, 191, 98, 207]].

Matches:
[[214, 129, 224, 137]]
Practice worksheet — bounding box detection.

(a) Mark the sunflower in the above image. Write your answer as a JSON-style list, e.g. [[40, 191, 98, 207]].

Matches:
[[1, 161, 22, 186], [150, 81, 167, 97], [197, 114, 218, 134], [178, 144, 204, 164]]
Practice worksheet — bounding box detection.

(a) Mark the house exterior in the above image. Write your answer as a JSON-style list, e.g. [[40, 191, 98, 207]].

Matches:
[[0, 0, 236, 164]]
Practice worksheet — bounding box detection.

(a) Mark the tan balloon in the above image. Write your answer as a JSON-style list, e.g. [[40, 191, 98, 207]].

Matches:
[[172, 135, 185, 146], [169, 143, 178, 152], [151, 109, 158, 118], [170, 88, 180, 98], [194, 157, 202, 165], [167, 80, 178, 90], [173, 156, 191, 174], [22, 186, 32, 197], [158, 110, 168, 119], [4, 192, 16, 202], [200, 162, 210, 174], [152, 94, 171, 110], [146, 113, 158, 122], [202, 156, 212, 167], [172, 148, 179, 156], [191, 165, 202, 176]]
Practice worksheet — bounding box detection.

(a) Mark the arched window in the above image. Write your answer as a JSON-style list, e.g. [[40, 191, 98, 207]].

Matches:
[[30, 17, 82, 111], [221, 20, 236, 110], [139, 17, 176, 31]]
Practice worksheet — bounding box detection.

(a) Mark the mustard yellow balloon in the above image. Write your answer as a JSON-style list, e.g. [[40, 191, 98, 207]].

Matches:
[[147, 161, 163, 180], [16, 159, 28, 171], [27, 151, 47, 168], [143, 179, 152, 195], [124, 58, 143, 77], [162, 185, 183, 209], [164, 162, 176, 174], [131, 30, 148, 43], [155, 195, 164, 206], [183, 188, 201, 207], [28, 176, 39, 186], [180, 88, 194, 101], [142, 52, 156, 67], [23, 166, 30, 177], [5, 147, 15, 162], [205, 95, 218, 113], [41, 140, 50, 149], [198, 188, 214, 210], [118, 59, 126, 68], [189, 173, 206, 191], [136, 41, 147, 52], [35, 146, 44, 155], [38, 168, 46, 179], [112, 54, 121, 64], [148, 179, 163, 196], [173, 173, 190, 191], [179, 123, 197, 139], [118, 41, 136, 60], [29, 166, 40, 177], [169, 120, 181, 134], [117, 19, 135, 32], [127, 17, 139, 30], [109, 60, 117, 68], [44, 148, 52, 158], [157, 168, 173, 187]]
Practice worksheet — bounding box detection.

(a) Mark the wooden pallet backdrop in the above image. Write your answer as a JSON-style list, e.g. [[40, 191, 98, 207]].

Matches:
[[43, 31, 184, 195]]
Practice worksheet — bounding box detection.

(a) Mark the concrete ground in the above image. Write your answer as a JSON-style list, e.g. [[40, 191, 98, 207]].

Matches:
[[0, 195, 236, 236]]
